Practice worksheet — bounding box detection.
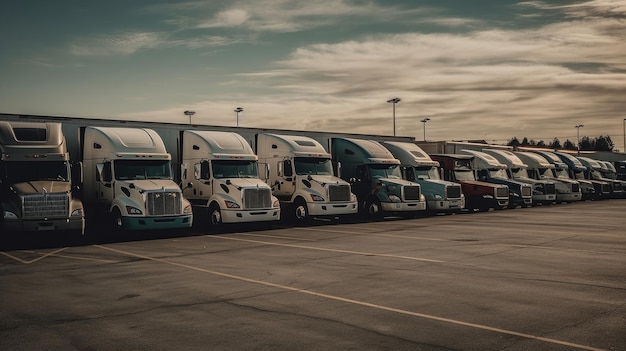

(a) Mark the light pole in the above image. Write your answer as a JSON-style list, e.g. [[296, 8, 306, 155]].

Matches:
[[575, 124, 584, 154], [420, 118, 430, 141], [387, 98, 401, 136], [184, 110, 196, 125], [234, 107, 243, 127]]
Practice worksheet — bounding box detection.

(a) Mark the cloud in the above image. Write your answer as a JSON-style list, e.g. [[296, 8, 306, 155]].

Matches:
[[69, 32, 163, 57]]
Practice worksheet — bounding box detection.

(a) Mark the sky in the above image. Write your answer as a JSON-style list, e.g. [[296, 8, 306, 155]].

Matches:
[[1, 0, 626, 151]]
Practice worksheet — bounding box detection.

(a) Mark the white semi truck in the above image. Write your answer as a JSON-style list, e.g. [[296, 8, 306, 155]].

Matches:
[[514, 151, 582, 203], [381, 141, 465, 212], [180, 130, 280, 225], [331, 137, 426, 219], [256, 133, 358, 223], [0, 121, 85, 234], [81, 126, 193, 231]]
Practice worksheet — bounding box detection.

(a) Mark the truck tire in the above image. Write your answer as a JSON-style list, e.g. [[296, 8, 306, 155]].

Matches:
[[293, 198, 310, 225], [111, 208, 124, 232], [209, 203, 223, 226], [364, 198, 384, 220]]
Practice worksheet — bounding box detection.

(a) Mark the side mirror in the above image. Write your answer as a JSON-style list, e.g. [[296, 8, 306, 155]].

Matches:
[[186, 182, 193, 189]]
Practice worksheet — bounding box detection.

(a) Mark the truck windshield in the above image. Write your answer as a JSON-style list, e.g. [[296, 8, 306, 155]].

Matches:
[[415, 166, 441, 180], [454, 169, 475, 181], [589, 169, 604, 180], [554, 168, 570, 179], [212, 160, 259, 179], [489, 169, 509, 180], [537, 168, 555, 179], [573, 170, 586, 180], [368, 164, 402, 179], [510, 168, 530, 178], [2, 161, 70, 182], [114, 160, 172, 180], [294, 157, 333, 175]]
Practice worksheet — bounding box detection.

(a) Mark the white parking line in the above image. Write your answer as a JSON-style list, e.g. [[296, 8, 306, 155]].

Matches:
[[298, 226, 449, 241], [94, 244, 606, 351], [0, 248, 67, 264]]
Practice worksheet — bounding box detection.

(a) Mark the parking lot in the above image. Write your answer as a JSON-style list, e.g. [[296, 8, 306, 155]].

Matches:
[[1, 200, 625, 351]]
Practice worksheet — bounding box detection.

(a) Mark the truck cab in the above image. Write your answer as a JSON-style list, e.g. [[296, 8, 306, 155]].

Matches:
[[381, 141, 464, 213], [331, 138, 426, 219], [481, 149, 556, 205], [597, 161, 626, 197], [430, 154, 509, 211], [460, 149, 533, 208], [256, 133, 358, 224], [81, 127, 193, 231], [181, 130, 280, 226], [577, 157, 625, 199], [514, 151, 581, 203], [531, 150, 595, 201], [0, 121, 84, 235], [554, 152, 610, 200]]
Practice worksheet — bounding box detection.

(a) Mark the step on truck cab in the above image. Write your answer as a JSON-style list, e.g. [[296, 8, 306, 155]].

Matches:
[[81, 127, 193, 231], [481, 149, 557, 205], [532, 150, 596, 201], [256, 133, 357, 223], [429, 154, 509, 211], [460, 149, 533, 208], [0, 121, 85, 234], [577, 157, 625, 199], [554, 152, 610, 200], [331, 138, 426, 219], [180, 130, 280, 226], [514, 151, 581, 203], [381, 141, 465, 213]]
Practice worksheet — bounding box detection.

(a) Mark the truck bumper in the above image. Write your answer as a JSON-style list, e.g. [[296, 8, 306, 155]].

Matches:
[[221, 209, 281, 223], [2, 217, 85, 234], [427, 198, 464, 211], [122, 215, 193, 230], [533, 194, 557, 205], [381, 201, 426, 213], [557, 192, 581, 203], [307, 201, 358, 216]]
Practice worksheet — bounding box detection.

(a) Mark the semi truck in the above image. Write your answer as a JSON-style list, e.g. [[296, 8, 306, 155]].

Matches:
[[0, 121, 85, 234], [180, 130, 280, 226], [576, 156, 625, 198], [380, 141, 465, 212], [429, 154, 509, 211], [531, 150, 596, 201], [554, 152, 610, 200], [596, 161, 626, 197], [459, 149, 533, 208], [81, 126, 193, 231], [256, 133, 358, 223], [481, 149, 557, 205], [514, 151, 581, 203], [330, 137, 426, 219]]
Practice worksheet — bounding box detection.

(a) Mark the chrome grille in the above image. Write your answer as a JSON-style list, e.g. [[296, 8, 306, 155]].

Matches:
[[243, 188, 272, 209], [147, 191, 182, 216], [545, 183, 556, 194], [571, 183, 580, 193], [329, 184, 351, 202], [403, 185, 421, 201], [445, 185, 462, 199], [22, 193, 69, 218], [521, 185, 532, 197], [496, 187, 509, 199], [601, 183, 610, 193]]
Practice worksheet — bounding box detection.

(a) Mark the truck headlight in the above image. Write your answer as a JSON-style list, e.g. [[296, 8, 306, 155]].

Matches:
[[310, 194, 325, 201], [3, 210, 18, 219], [434, 194, 443, 199], [225, 200, 240, 208], [388, 194, 401, 202], [272, 198, 281, 208], [350, 193, 357, 202], [71, 208, 83, 217], [183, 204, 193, 214], [126, 206, 143, 215]]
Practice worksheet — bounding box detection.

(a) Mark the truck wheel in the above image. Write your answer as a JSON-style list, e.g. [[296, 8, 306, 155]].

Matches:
[[365, 198, 384, 220], [293, 198, 310, 224], [111, 208, 124, 232], [209, 203, 222, 226]]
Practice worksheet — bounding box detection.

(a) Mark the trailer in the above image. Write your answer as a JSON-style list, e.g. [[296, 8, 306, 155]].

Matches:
[[256, 133, 358, 223], [180, 130, 280, 226], [331, 137, 426, 219], [81, 126, 193, 231], [381, 141, 465, 212], [0, 121, 85, 234]]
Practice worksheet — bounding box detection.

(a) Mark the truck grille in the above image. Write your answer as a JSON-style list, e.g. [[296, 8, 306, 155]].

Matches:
[[147, 191, 182, 216], [403, 185, 421, 201], [545, 183, 556, 194], [496, 187, 509, 199], [22, 193, 69, 219], [521, 185, 532, 197], [601, 183, 610, 193], [329, 184, 351, 202], [243, 188, 272, 209], [445, 185, 462, 199], [571, 183, 580, 193]]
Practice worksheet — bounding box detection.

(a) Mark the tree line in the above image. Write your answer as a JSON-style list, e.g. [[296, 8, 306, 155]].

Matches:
[[506, 135, 614, 151]]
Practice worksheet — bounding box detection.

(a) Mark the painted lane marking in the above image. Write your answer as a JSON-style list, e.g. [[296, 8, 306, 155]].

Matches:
[[236, 232, 318, 241], [94, 244, 605, 351], [298, 226, 449, 241], [0, 248, 68, 264], [208, 235, 444, 263]]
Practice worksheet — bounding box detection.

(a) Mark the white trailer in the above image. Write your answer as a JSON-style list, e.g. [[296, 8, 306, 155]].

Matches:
[[81, 126, 193, 231], [256, 133, 358, 223], [0, 121, 85, 234], [180, 130, 280, 225]]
